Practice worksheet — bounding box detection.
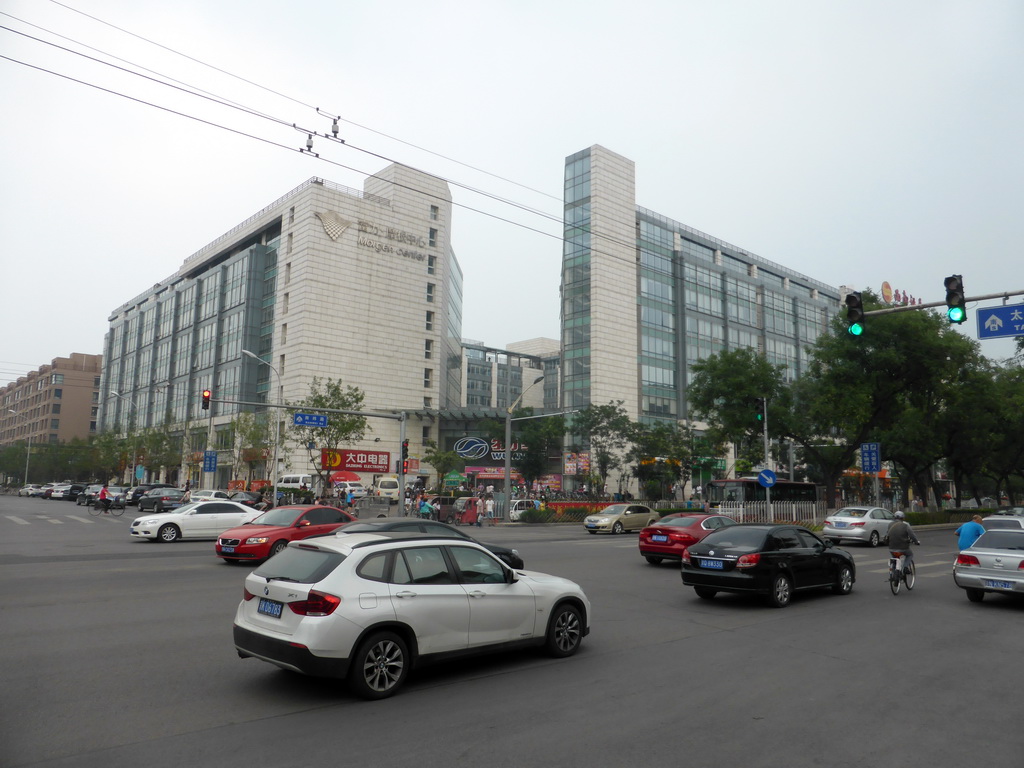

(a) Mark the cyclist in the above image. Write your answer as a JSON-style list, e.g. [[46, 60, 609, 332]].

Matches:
[[97, 483, 111, 514], [885, 510, 921, 576]]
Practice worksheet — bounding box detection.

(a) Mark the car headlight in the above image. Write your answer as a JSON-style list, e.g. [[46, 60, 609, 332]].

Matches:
[[141, 518, 161, 526], [245, 537, 270, 545], [596, 517, 609, 523]]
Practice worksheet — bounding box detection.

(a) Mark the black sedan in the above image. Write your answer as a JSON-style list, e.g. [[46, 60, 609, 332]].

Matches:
[[332, 517, 524, 569], [681, 524, 855, 608]]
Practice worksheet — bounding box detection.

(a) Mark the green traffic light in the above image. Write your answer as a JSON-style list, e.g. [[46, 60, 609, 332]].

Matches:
[[947, 306, 966, 324], [848, 323, 864, 336]]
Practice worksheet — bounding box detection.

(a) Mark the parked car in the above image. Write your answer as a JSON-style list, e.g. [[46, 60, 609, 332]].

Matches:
[[953, 529, 1024, 602], [128, 483, 176, 506], [137, 487, 186, 513], [508, 499, 540, 522], [822, 506, 897, 547], [39, 483, 56, 498], [233, 531, 590, 699], [982, 516, 1024, 530], [216, 505, 357, 563], [18, 484, 43, 497], [334, 481, 368, 500], [130, 500, 257, 543], [681, 524, 856, 608], [333, 517, 524, 569], [229, 490, 264, 508], [77, 484, 103, 506], [583, 504, 658, 534], [104, 486, 129, 510], [48, 483, 73, 500], [638, 513, 737, 564], [992, 506, 1024, 517], [50, 484, 78, 500], [192, 489, 232, 501]]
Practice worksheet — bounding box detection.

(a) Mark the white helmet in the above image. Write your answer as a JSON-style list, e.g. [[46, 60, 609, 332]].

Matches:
[[894, 510, 905, 519]]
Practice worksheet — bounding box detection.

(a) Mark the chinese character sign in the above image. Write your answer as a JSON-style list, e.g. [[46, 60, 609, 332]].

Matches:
[[321, 449, 391, 473]]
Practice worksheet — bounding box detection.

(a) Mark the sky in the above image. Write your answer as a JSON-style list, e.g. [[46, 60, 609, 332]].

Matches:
[[2, 0, 1021, 386]]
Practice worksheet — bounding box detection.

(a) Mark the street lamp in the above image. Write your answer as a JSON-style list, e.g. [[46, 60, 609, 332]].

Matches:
[[8, 409, 31, 484], [242, 349, 281, 507], [109, 391, 140, 487], [503, 374, 545, 515]]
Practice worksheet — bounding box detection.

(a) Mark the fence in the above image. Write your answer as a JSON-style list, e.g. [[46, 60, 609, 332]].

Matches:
[[715, 501, 827, 526]]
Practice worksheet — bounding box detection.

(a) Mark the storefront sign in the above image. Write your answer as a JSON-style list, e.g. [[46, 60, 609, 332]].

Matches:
[[321, 449, 391, 473]]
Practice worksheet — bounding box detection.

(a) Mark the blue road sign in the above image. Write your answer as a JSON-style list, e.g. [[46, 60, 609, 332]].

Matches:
[[861, 442, 881, 473], [293, 413, 328, 428], [977, 304, 1024, 340], [757, 469, 777, 488], [202, 450, 217, 472]]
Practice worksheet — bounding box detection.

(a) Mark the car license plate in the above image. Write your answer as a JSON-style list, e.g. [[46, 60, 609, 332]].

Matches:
[[586, 523, 596, 529], [834, 521, 847, 528], [651, 535, 668, 542], [699, 559, 724, 570], [984, 579, 1013, 590], [257, 598, 283, 618], [221, 546, 235, 553]]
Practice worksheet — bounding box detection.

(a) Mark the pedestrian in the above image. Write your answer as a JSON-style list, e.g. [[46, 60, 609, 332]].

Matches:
[[181, 486, 192, 504], [955, 514, 985, 551], [485, 495, 495, 525], [346, 489, 354, 508]]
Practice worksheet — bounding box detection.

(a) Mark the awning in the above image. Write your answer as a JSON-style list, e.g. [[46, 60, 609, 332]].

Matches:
[[330, 470, 362, 484]]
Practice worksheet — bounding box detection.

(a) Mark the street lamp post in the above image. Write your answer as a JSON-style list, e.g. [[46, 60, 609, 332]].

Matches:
[[242, 349, 281, 507], [109, 391, 140, 487], [503, 374, 545, 516], [8, 409, 31, 484]]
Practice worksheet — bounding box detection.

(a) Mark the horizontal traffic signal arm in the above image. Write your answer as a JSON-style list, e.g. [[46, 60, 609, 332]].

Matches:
[[860, 288, 1024, 317]]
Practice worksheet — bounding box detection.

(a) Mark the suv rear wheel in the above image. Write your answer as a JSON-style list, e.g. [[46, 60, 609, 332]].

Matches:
[[348, 631, 409, 700]]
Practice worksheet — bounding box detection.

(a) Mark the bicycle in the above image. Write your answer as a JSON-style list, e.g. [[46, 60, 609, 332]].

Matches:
[[888, 551, 916, 595], [88, 498, 125, 518]]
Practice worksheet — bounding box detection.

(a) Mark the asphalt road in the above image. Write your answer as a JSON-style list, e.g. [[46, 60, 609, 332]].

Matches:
[[1, 496, 1020, 768]]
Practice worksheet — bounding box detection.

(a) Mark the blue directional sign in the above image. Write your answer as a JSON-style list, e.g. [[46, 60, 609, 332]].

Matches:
[[977, 304, 1024, 340], [202, 450, 217, 472], [757, 469, 777, 488], [860, 442, 881, 473], [293, 413, 328, 428]]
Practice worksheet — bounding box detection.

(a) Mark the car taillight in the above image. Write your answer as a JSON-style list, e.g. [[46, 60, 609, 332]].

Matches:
[[1018, 560, 1024, 571], [681, 548, 691, 564], [242, 587, 256, 601], [288, 590, 341, 616], [670, 533, 697, 544], [956, 554, 979, 566], [849, 522, 865, 527], [736, 553, 761, 569]]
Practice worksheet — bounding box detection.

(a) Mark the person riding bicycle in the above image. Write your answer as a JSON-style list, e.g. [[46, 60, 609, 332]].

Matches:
[[885, 510, 921, 573], [97, 483, 112, 514]]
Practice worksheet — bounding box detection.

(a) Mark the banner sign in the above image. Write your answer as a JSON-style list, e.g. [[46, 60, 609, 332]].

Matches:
[[321, 449, 391, 473]]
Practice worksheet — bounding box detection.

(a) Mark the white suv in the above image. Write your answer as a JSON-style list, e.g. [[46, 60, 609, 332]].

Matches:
[[233, 532, 590, 699]]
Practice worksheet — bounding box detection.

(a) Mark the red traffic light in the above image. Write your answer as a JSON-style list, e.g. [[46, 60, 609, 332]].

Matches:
[[201, 389, 212, 410]]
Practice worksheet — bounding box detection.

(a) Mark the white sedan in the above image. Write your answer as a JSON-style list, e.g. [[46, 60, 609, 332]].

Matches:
[[130, 500, 258, 543]]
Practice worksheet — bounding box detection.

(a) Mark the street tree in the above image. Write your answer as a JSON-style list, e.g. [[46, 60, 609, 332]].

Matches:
[[568, 401, 632, 495], [421, 440, 464, 491], [288, 377, 367, 491]]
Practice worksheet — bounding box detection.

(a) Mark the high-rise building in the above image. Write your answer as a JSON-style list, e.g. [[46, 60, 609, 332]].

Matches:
[[1, 353, 102, 463], [100, 166, 461, 488], [561, 144, 842, 427]]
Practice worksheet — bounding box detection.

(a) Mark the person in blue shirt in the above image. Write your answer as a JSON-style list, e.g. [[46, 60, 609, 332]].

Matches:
[[955, 515, 985, 550]]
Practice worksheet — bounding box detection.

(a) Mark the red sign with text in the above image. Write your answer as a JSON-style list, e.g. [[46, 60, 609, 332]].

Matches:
[[321, 449, 391, 473]]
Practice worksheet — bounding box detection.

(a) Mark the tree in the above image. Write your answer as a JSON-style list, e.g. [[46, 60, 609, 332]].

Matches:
[[288, 377, 367, 490], [626, 421, 692, 501], [568, 401, 632, 494], [421, 440, 464, 490], [231, 411, 274, 487], [513, 410, 565, 491]]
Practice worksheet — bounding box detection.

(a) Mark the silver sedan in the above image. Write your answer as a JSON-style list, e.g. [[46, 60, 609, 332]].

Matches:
[[954, 529, 1024, 603], [822, 506, 896, 547]]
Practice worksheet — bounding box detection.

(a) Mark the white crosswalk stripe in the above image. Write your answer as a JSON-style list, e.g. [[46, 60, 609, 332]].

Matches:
[[5, 516, 30, 525]]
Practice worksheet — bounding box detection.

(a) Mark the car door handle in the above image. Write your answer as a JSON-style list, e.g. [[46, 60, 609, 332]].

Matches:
[[395, 591, 417, 599]]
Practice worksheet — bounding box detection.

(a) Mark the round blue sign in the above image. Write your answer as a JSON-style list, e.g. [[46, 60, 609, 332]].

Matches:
[[757, 469, 777, 488]]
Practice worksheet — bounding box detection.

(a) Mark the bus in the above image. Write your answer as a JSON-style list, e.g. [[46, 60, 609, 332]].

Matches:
[[706, 477, 824, 505]]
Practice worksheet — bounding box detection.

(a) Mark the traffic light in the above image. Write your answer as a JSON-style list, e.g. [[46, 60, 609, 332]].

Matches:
[[753, 397, 765, 422], [845, 292, 865, 336], [402, 459, 409, 475], [201, 389, 211, 410], [401, 439, 409, 460], [944, 274, 966, 324]]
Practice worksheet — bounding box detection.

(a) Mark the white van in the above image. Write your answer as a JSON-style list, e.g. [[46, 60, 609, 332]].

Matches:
[[374, 477, 401, 502], [278, 474, 314, 490], [334, 481, 367, 499]]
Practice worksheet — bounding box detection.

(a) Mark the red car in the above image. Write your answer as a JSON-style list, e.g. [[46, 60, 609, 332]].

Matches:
[[638, 513, 737, 565], [216, 505, 356, 563]]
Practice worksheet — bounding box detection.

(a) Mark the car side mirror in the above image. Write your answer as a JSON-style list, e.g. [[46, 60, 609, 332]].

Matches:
[[823, 539, 834, 549], [297, 520, 311, 527]]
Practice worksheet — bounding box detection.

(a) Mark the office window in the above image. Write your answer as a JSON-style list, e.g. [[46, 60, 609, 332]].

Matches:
[[53, 389, 62, 399], [427, 255, 436, 275], [430, 205, 439, 220], [424, 339, 433, 359], [423, 368, 432, 388], [426, 283, 435, 302], [425, 311, 434, 330], [429, 228, 438, 247], [51, 419, 59, 429], [423, 397, 432, 408], [52, 404, 61, 414], [422, 426, 431, 441], [51, 373, 64, 384]]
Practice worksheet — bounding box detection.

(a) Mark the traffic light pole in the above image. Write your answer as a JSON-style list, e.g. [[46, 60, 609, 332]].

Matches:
[[862, 289, 1024, 317]]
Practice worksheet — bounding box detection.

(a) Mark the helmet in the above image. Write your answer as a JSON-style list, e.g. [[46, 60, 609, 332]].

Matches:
[[894, 510, 905, 519]]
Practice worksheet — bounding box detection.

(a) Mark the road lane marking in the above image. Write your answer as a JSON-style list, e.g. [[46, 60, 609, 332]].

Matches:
[[67, 516, 96, 524], [5, 516, 30, 525]]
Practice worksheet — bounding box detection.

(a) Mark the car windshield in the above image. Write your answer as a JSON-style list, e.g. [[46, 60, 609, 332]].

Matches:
[[973, 531, 1024, 550], [656, 516, 701, 528], [834, 509, 867, 518], [170, 502, 203, 514], [252, 547, 347, 583], [248, 508, 302, 526], [700, 527, 768, 552], [600, 505, 629, 515]]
